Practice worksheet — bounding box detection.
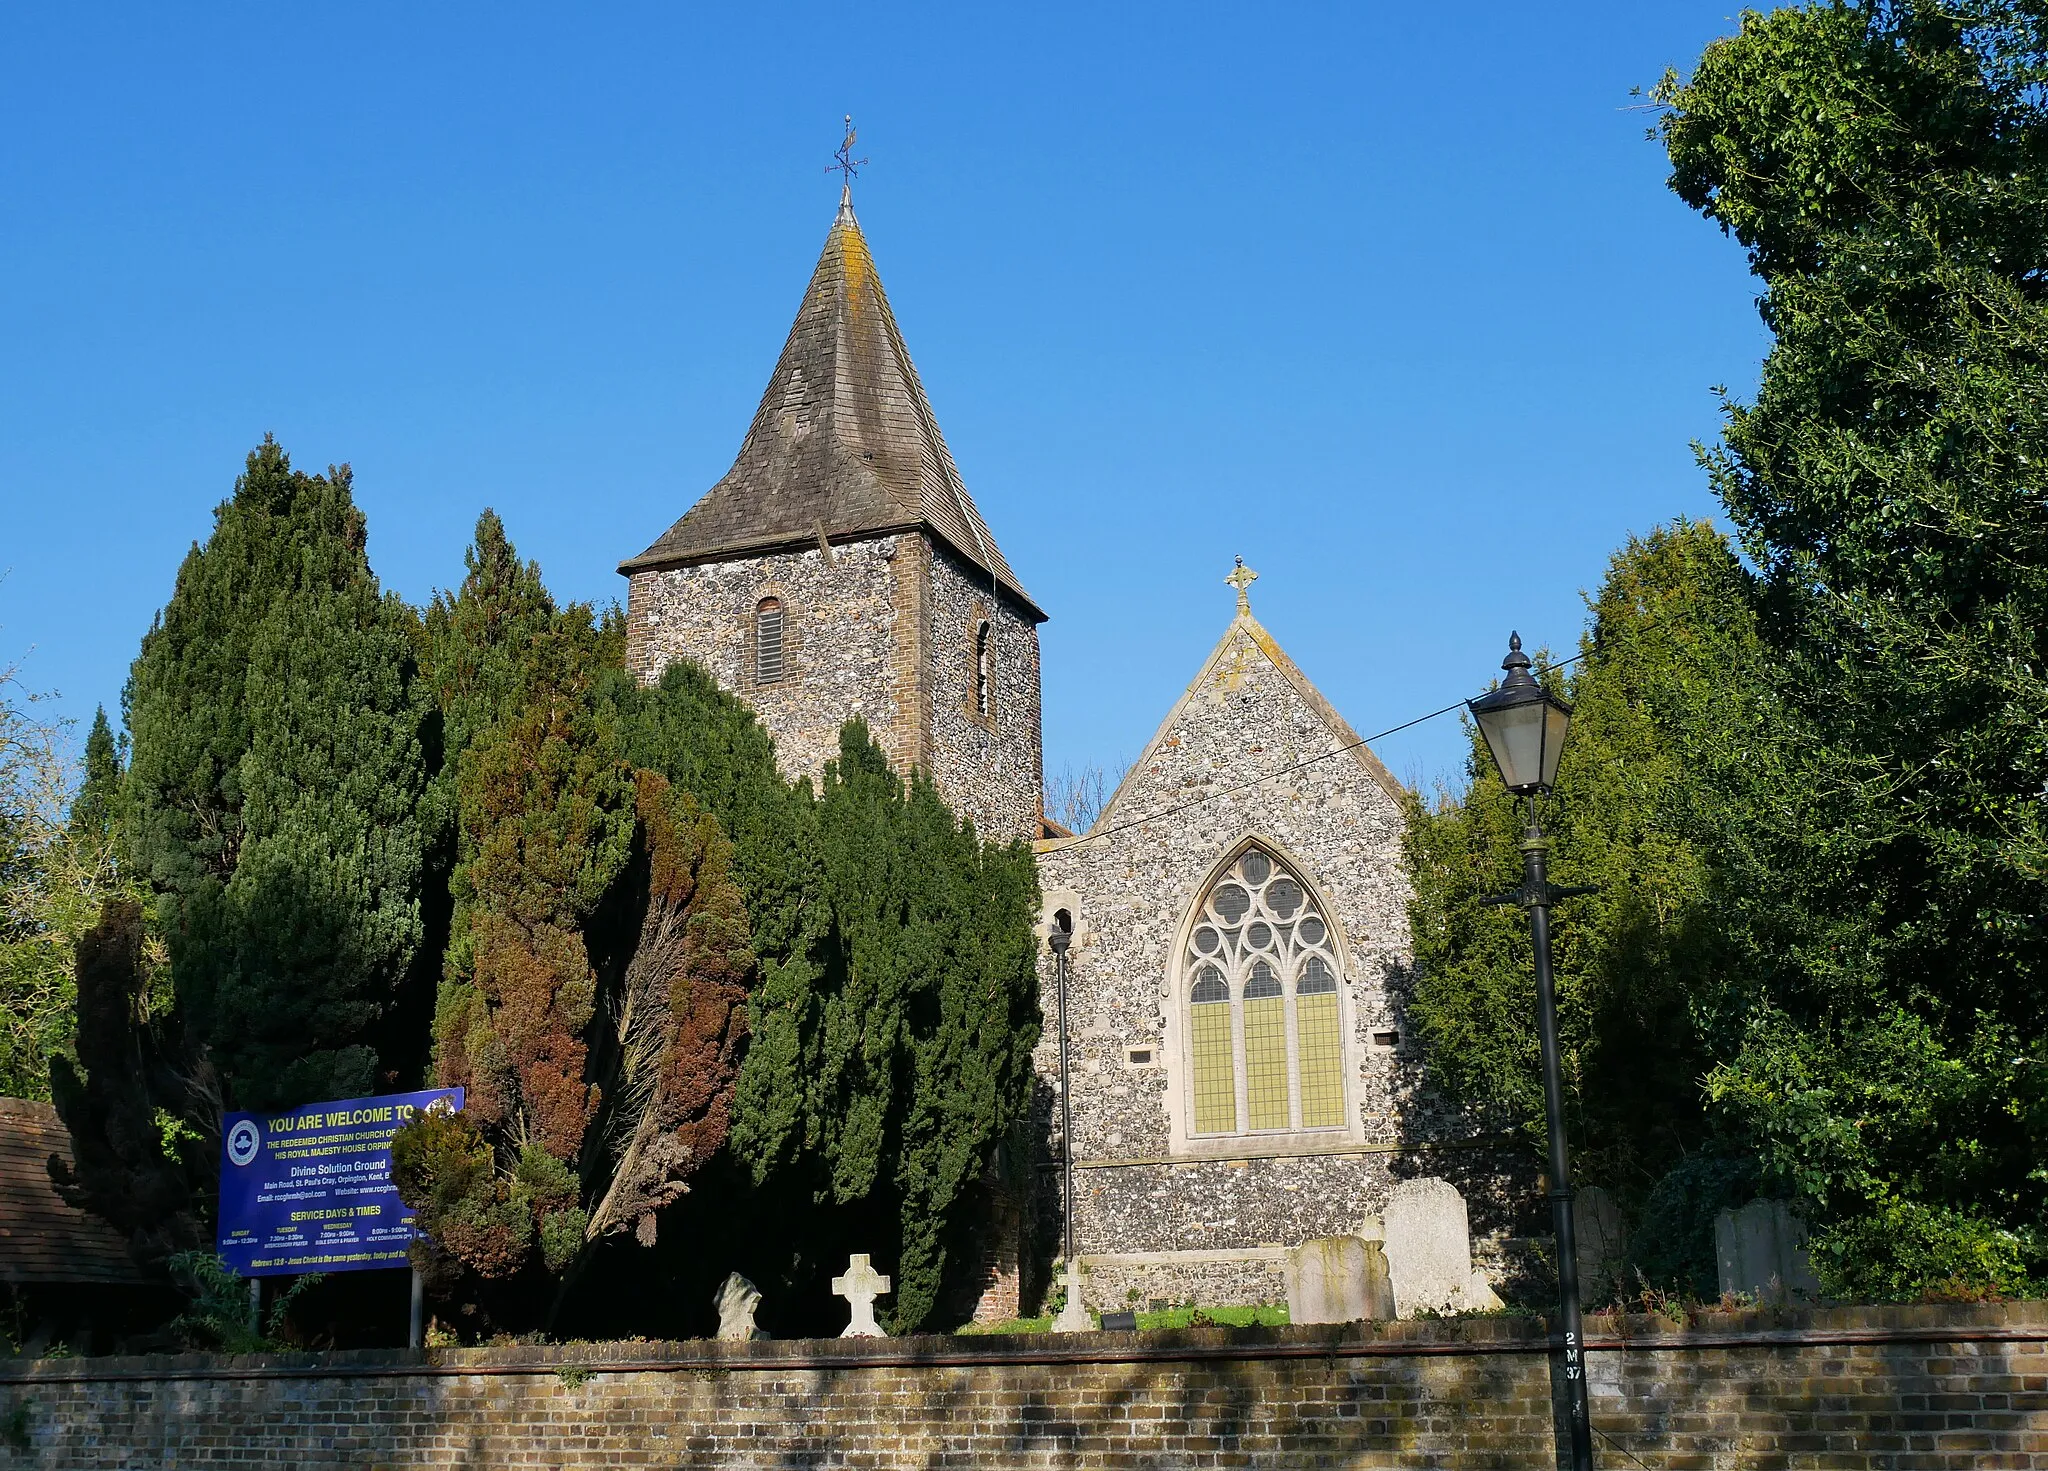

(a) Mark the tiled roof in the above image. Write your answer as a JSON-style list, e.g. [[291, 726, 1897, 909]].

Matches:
[[0, 1097, 147, 1286], [621, 190, 1044, 621]]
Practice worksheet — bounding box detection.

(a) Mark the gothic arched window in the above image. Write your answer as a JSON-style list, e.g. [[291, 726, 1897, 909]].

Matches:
[[1181, 845, 1348, 1136], [972, 619, 994, 720], [755, 598, 785, 686]]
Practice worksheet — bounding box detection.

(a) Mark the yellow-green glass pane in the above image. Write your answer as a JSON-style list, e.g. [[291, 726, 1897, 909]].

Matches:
[[1190, 1001, 1237, 1134], [1296, 992, 1345, 1128], [1244, 994, 1289, 1130]]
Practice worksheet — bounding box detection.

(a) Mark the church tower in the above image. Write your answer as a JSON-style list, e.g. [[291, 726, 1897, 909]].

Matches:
[[619, 190, 1047, 843]]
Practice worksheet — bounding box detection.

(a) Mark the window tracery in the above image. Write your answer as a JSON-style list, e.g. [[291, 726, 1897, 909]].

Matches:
[[1182, 845, 1349, 1137]]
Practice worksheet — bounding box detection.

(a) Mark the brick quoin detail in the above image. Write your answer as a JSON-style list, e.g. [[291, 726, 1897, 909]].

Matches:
[[6, 1303, 2047, 1469]]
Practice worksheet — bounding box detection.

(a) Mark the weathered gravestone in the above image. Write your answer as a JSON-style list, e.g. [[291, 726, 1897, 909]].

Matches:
[[1716, 1198, 1820, 1302], [1285, 1236, 1395, 1324], [1380, 1177, 1503, 1317], [714, 1272, 767, 1341], [1573, 1186, 1628, 1306], [832, 1253, 891, 1338]]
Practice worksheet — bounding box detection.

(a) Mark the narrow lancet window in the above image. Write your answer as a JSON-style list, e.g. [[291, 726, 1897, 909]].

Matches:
[[755, 598, 785, 686]]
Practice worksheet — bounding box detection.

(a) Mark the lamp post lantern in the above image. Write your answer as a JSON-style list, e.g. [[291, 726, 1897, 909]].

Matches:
[[1469, 632, 1594, 1471]]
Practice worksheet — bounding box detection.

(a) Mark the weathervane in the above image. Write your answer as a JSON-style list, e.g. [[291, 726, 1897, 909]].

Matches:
[[829, 115, 868, 189], [1227, 556, 1258, 615]]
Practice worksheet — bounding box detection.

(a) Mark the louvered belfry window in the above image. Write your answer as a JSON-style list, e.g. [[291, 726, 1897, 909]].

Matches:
[[1183, 846, 1348, 1137], [755, 598, 785, 686], [973, 619, 994, 719]]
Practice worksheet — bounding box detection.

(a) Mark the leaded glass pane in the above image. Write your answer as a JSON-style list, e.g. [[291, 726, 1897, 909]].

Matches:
[[1190, 1000, 1236, 1134], [1296, 992, 1345, 1128], [1298, 956, 1336, 994], [1244, 995, 1289, 1129]]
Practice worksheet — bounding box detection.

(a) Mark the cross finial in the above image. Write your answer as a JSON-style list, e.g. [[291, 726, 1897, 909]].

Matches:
[[829, 115, 868, 192], [1226, 556, 1258, 615]]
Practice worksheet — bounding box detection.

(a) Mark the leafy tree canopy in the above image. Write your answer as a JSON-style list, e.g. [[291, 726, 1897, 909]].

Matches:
[[1646, 1, 2047, 1295]]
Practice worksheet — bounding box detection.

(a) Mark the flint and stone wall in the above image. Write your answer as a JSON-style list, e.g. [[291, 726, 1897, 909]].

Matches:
[[623, 534, 1042, 844], [923, 543, 1043, 845], [1035, 615, 1503, 1288], [5, 1303, 2044, 1469], [626, 538, 906, 785]]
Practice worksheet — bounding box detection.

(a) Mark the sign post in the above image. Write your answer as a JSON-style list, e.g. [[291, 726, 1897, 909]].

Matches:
[[217, 1087, 460, 1340]]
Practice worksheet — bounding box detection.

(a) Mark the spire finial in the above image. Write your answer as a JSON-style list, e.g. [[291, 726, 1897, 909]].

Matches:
[[1226, 556, 1259, 615], [829, 115, 868, 196]]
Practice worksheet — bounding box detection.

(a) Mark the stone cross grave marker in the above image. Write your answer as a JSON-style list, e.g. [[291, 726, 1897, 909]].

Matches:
[[832, 1253, 891, 1338]]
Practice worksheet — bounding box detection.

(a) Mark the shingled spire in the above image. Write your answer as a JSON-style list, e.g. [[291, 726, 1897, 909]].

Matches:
[[621, 189, 1042, 620]]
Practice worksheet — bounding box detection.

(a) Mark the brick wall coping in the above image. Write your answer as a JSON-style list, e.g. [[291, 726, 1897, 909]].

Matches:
[[4, 1301, 2041, 1387]]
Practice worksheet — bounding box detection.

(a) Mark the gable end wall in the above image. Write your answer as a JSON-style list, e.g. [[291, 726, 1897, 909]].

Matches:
[[1034, 622, 1504, 1280]]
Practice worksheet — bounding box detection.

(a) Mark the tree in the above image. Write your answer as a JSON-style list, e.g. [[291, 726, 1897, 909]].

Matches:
[[418, 521, 635, 1281], [809, 724, 1041, 1331], [400, 521, 753, 1312], [1404, 522, 1777, 1289], [1, 670, 129, 1100], [617, 668, 1041, 1333], [48, 898, 214, 1269], [122, 438, 431, 1109], [1044, 762, 1116, 835], [1657, 0, 2048, 1296], [607, 659, 829, 1179]]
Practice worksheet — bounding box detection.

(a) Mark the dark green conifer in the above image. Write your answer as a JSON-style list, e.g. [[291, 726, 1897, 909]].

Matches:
[[122, 438, 430, 1109], [67, 707, 124, 857]]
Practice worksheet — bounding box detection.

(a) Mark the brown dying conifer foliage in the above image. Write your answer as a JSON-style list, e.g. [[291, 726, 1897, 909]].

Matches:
[[585, 771, 753, 1248]]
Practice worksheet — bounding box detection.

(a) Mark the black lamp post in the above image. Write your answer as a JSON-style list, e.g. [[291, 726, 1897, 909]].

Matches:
[[1048, 910, 1095, 1331], [1468, 632, 1594, 1471], [1048, 911, 1076, 1272]]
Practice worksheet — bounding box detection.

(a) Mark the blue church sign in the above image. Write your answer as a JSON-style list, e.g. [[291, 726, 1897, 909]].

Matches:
[[216, 1087, 461, 1277]]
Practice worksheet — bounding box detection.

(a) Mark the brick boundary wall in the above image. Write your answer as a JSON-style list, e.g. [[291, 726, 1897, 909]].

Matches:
[[2, 1302, 2044, 1468]]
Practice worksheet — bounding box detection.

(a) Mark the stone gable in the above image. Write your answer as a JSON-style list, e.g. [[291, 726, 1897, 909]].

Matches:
[[1034, 608, 1497, 1297]]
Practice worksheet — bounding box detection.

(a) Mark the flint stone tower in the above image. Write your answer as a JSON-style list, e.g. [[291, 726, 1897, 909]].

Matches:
[[620, 190, 1047, 842]]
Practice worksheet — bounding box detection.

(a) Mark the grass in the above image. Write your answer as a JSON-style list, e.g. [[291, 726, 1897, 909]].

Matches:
[[959, 1303, 1290, 1336]]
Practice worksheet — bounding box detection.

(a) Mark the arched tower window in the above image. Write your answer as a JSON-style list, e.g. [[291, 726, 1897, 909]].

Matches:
[[1181, 845, 1349, 1137], [755, 598, 785, 686], [972, 619, 994, 720]]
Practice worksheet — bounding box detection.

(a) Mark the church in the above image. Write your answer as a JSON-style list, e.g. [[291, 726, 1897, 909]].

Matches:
[[620, 189, 1513, 1323]]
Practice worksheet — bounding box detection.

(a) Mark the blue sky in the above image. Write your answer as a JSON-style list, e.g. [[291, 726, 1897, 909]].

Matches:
[[0, 4, 1767, 798]]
